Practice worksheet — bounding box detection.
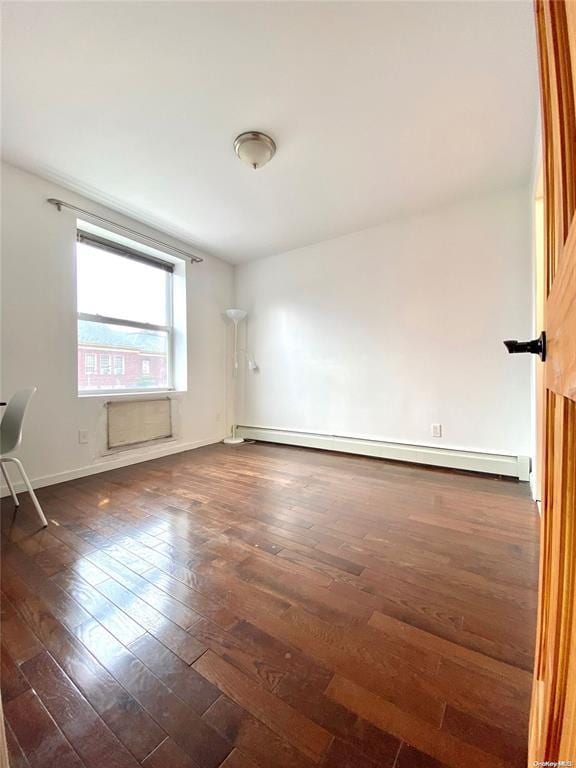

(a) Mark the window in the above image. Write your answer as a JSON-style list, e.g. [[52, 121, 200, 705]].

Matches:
[[113, 355, 125, 375], [99, 354, 112, 374], [76, 230, 173, 393], [84, 353, 96, 374]]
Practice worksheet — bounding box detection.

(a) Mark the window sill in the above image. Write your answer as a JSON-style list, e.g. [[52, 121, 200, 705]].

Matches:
[[78, 389, 186, 399]]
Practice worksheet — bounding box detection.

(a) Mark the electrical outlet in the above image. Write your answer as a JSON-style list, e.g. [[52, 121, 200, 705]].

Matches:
[[78, 429, 89, 445], [215, 412, 222, 423], [431, 423, 442, 438]]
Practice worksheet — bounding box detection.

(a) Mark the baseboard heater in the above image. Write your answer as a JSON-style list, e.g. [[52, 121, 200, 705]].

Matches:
[[236, 426, 530, 481], [107, 398, 172, 450]]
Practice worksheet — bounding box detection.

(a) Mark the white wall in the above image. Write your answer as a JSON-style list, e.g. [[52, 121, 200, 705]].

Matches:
[[235, 188, 532, 457], [1, 163, 233, 491]]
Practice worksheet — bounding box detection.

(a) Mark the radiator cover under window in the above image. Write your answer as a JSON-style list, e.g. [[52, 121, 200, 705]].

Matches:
[[107, 398, 172, 449]]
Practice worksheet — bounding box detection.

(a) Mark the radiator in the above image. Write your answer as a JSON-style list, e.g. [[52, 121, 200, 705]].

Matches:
[[236, 426, 531, 480], [107, 398, 172, 449]]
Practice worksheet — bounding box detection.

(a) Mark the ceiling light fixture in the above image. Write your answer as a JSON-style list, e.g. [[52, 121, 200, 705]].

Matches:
[[234, 131, 276, 170]]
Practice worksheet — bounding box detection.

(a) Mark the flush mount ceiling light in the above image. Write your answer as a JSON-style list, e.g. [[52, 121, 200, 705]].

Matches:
[[234, 131, 276, 170]]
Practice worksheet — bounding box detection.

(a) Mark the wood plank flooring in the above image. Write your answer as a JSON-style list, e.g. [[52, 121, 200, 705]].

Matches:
[[0, 442, 539, 768]]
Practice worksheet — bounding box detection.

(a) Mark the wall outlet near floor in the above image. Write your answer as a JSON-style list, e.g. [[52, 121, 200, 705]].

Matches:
[[78, 429, 89, 445], [431, 423, 442, 438]]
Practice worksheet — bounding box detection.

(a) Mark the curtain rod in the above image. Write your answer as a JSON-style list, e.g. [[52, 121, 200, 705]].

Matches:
[[46, 198, 204, 264]]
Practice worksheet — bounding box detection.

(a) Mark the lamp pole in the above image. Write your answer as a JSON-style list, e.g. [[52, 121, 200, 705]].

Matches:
[[224, 309, 247, 445]]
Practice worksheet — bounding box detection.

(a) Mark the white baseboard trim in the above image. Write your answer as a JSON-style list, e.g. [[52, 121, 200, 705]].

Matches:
[[236, 426, 531, 481], [0, 436, 223, 498]]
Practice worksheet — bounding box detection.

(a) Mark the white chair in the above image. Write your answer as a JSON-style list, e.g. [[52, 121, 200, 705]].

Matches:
[[0, 387, 47, 528]]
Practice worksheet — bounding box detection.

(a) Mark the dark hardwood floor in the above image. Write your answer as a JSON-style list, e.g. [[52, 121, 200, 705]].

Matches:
[[0, 442, 539, 768]]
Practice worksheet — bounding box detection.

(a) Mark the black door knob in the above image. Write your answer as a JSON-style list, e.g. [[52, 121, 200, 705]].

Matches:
[[503, 331, 546, 361]]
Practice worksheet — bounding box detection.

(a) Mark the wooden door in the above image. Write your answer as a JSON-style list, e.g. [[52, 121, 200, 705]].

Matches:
[[530, 0, 576, 761]]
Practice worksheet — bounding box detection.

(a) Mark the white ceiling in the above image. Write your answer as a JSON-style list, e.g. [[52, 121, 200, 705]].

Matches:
[[2, 1, 538, 264]]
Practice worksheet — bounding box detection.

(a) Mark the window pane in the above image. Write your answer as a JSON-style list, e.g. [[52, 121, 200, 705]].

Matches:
[[99, 354, 112, 374], [77, 241, 169, 326], [113, 355, 125, 374], [84, 353, 96, 374], [78, 319, 169, 392]]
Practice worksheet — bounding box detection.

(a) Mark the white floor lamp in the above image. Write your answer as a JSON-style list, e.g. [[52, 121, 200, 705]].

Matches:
[[224, 308, 247, 445]]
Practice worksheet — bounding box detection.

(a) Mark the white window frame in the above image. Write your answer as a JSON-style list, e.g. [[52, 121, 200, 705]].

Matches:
[[84, 352, 97, 374], [113, 354, 125, 375], [99, 354, 112, 374], [77, 230, 174, 395]]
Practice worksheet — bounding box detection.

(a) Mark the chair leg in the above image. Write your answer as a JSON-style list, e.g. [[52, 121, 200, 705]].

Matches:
[[0, 460, 19, 508], [4, 458, 47, 528]]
